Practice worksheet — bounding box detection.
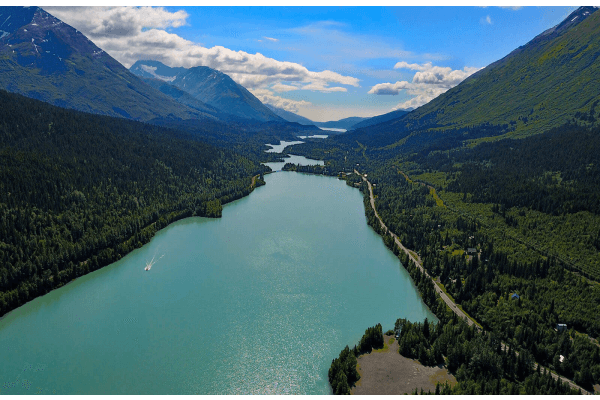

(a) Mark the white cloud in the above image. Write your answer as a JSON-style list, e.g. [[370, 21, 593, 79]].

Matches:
[[476, 6, 525, 25], [43, 6, 360, 94], [272, 83, 300, 93], [393, 61, 433, 71], [477, 6, 523, 10], [250, 88, 311, 113], [369, 62, 481, 109], [263, 36, 279, 42]]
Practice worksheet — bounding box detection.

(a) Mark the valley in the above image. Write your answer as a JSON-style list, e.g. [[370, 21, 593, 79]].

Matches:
[[0, 149, 435, 395], [1, 5, 600, 396]]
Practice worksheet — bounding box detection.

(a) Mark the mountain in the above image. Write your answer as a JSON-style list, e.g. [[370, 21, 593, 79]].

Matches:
[[348, 109, 411, 130], [346, 6, 600, 150], [265, 104, 315, 125], [317, 117, 367, 130], [0, 7, 212, 121], [130, 60, 283, 122], [265, 104, 371, 131], [140, 77, 222, 118], [0, 87, 267, 318]]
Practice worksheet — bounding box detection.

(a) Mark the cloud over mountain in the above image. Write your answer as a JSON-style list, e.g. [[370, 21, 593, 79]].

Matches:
[[43, 6, 360, 106], [369, 61, 480, 109]]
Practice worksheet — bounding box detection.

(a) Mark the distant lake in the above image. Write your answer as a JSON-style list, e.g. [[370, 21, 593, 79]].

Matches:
[[297, 134, 329, 139], [0, 152, 434, 395], [318, 127, 346, 133], [264, 140, 324, 172], [265, 140, 304, 153]]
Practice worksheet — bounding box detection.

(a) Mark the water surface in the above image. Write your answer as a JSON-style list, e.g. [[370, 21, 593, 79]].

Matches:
[[265, 140, 304, 153], [0, 170, 434, 395]]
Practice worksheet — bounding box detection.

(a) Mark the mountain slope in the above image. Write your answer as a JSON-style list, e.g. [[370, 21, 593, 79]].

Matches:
[[0, 7, 211, 121], [0, 87, 267, 318], [265, 104, 315, 125], [130, 60, 283, 122], [349, 108, 411, 130], [140, 77, 221, 118], [348, 6, 600, 149], [317, 117, 367, 130], [265, 104, 370, 130]]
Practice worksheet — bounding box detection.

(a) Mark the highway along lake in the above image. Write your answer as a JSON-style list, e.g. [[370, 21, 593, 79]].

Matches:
[[0, 149, 435, 394]]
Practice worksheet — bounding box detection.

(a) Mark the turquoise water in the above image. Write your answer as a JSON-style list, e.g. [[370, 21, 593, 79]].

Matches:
[[0, 170, 435, 395]]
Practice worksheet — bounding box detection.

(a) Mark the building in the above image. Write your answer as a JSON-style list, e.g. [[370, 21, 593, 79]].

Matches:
[[557, 323, 567, 332], [511, 293, 520, 300]]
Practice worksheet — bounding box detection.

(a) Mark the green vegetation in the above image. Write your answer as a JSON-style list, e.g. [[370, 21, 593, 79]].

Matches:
[[342, 8, 600, 152], [368, 164, 600, 391], [297, 8, 600, 395], [0, 89, 267, 318], [316, 124, 600, 395], [328, 323, 383, 394]]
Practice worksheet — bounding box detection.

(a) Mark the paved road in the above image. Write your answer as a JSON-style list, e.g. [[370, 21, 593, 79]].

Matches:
[[356, 170, 478, 329], [355, 169, 591, 394]]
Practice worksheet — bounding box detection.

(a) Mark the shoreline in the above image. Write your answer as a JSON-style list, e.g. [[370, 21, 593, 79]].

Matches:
[[351, 335, 456, 395], [0, 172, 265, 321]]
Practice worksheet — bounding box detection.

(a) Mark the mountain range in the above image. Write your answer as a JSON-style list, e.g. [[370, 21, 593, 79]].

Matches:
[[130, 60, 283, 123], [342, 6, 600, 151], [0, 7, 215, 122], [0, 7, 310, 128], [265, 104, 413, 131]]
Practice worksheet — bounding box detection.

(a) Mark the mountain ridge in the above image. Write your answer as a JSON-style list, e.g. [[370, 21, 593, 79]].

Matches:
[[265, 103, 413, 131], [343, 6, 600, 151], [0, 7, 212, 122], [130, 60, 283, 123]]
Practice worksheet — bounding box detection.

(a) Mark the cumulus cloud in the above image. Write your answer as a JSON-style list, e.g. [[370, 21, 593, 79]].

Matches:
[[369, 61, 481, 109], [43, 6, 359, 94], [250, 88, 311, 113], [393, 61, 433, 71], [482, 15, 493, 24]]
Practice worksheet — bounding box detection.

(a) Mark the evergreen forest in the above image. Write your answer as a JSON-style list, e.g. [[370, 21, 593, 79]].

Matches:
[[0, 89, 268, 317]]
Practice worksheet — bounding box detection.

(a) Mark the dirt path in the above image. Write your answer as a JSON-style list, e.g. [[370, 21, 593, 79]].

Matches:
[[351, 335, 456, 395]]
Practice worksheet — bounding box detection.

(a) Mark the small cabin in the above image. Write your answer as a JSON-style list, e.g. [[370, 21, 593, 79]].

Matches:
[[557, 323, 567, 332], [511, 293, 520, 300], [467, 248, 477, 255]]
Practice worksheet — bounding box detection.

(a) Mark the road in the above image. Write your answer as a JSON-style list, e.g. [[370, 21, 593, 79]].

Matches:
[[355, 170, 478, 329], [355, 169, 591, 394]]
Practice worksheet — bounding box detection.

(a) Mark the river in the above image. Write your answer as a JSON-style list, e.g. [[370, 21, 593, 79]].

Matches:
[[0, 145, 435, 395]]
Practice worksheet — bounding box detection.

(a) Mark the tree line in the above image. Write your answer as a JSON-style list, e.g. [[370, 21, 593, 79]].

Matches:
[[0, 89, 267, 317]]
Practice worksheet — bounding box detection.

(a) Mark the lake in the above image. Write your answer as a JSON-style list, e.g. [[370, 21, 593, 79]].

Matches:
[[265, 140, 305, 153], [0, 160, 434, 395]]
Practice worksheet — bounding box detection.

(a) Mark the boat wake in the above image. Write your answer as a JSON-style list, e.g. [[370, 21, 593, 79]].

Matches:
[[144, 253, 164, 271]]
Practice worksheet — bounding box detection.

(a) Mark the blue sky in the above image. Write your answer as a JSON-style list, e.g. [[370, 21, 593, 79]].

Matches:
[[47, 6, 577, 121]]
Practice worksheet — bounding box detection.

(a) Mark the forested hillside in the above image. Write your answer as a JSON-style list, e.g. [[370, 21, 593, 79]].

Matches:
[[333, 7, 600, 152], [286, 7, 600, 395], [0, 89, 268, 317]]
